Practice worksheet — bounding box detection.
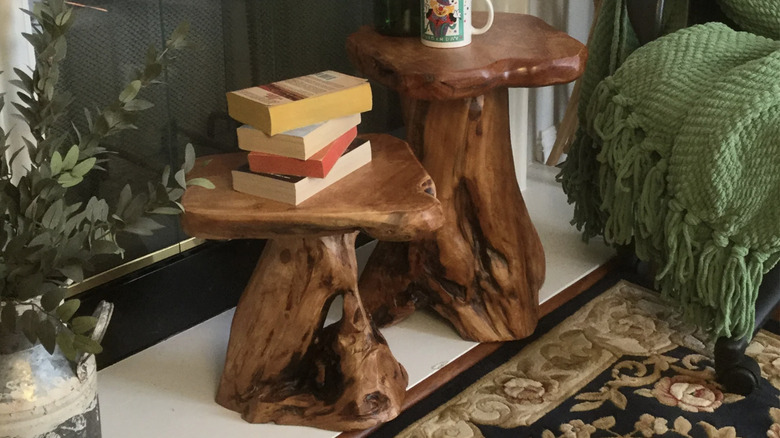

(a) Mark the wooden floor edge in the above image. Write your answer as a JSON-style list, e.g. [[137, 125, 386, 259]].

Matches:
[[337, 258, 616, 438]]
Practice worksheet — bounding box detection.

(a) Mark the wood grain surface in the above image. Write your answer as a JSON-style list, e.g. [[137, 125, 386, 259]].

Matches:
[[361, 88, 546, 342], [181, 134, 442, 241], [181, 133, 445, 430], [215, 233, 408, 431], [346, 13, 587, 101], [349, 13, 586, 342]]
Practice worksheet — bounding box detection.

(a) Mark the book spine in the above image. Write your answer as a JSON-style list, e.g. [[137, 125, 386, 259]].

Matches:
[[226, 91, 273, 135], [236, 126, 308, 159], [232, 139, 372, 206], [236, 113, 361, 160], [294, 139, 372, 203], [229, 82, 372, 136], [246, 127, 357, 178]]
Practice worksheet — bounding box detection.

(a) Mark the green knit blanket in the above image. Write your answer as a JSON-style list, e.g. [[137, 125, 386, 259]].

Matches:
[[718, 0, 780, 39], [559, 2, 780, 338], [558, 0, 640, 240]]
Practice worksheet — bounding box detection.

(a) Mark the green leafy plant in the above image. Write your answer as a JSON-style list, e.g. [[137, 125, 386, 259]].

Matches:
[[0, 0, 212, 361]]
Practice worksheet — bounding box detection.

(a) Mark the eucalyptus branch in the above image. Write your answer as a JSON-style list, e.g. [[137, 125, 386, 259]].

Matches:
[[75, 21, 190, 162], [8, 299, 63, 326], [13, 0, 75, 146], [0, 0, 208, 362], [0, 292, 100, 361]]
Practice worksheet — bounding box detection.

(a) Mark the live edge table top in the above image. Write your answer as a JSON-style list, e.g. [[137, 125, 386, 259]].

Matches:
[[181, 134, 443, 242], [346, 12, 587, 101]]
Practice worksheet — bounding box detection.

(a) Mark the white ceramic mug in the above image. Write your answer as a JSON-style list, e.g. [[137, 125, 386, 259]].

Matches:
[[420, 0, 494, 48]]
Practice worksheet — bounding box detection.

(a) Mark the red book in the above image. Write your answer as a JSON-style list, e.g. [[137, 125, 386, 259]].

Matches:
[[247, 126, 358, 178]]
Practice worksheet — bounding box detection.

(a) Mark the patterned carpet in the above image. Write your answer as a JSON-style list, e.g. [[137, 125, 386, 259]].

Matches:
[[373, 280, 780, 437]]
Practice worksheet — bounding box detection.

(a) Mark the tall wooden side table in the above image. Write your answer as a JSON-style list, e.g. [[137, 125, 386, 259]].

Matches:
[[181, 134, 443, 431], [346, 13, 587, 342]]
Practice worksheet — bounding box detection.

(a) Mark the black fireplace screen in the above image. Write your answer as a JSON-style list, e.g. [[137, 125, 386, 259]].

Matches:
[[45, 0, 400, 280]]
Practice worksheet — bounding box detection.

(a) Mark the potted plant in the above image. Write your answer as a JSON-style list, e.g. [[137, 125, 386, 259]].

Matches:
[[0, 1, 211, 436]]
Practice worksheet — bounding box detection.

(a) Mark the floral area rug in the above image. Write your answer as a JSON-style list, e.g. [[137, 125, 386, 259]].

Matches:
[[372, 279, 780, 438]]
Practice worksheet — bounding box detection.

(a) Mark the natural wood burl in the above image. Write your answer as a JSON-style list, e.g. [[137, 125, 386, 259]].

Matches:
[[347, 13, 587, 341], [181, 135, 443, 431]]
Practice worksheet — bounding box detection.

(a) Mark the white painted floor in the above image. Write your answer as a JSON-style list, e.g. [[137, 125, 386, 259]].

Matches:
[[98, 163, 614, 438]]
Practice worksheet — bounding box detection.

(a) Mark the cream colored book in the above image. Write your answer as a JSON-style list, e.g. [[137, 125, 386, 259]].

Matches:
[[231, 138, 372, 205], [236, 113, 361, 160]]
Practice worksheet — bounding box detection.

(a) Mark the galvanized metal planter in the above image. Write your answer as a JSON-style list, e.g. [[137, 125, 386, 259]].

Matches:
[[0, 302, 112, 438]]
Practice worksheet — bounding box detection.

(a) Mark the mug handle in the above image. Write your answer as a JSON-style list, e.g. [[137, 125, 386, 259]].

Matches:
[[471, 0, 494, 35]]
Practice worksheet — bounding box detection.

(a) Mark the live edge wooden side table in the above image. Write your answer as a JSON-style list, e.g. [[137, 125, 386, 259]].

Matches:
[[346, 13, 586, 342], [180, 134, 443, 431]]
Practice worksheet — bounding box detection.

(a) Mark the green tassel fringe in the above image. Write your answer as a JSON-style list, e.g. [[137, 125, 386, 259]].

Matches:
[[587, 81, 778, 339]]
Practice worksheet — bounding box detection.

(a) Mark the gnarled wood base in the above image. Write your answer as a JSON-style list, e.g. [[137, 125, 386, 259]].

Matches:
[[216, 233, 407, 431], [359, 241, 427, 327], [361, 88, 546, 342]]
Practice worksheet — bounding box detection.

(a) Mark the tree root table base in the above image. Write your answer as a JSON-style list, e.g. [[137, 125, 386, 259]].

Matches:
[[360, 89, 546, 342], [215, 233, 407, 431], [181, 135, 443, 430], [347, 13, 586, 342]]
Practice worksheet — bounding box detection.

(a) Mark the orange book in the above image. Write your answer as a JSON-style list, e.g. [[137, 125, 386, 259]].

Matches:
[[247, 127, 358, 178], [232, 138, 372, 205]]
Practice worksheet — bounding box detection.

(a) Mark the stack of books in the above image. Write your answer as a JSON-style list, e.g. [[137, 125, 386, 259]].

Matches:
[[226, 71, 374, 205]]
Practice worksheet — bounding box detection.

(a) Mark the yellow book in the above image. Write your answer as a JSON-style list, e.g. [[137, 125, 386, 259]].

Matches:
[[226, 71, 372, 136]]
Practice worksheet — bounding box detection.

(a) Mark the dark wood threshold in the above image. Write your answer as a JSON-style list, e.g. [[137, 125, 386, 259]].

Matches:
[[338, 259, 616, 438]]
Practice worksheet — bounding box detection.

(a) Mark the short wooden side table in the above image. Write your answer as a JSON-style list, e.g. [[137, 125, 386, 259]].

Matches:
[[181, 134, 443, 431], [346, 13, 587, 342]]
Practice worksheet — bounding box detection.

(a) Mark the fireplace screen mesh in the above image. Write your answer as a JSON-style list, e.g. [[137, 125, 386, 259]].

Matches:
[[30, 0, 398, 282]]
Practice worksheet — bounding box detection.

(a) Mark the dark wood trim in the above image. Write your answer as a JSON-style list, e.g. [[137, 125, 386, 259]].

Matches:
[[338, 259, 615, 437]]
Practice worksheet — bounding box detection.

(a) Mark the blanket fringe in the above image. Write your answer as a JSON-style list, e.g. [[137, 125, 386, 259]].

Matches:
[[590, 79, 649, 246], [561, 1, 780, 341], [654, 201, 769, 339], [588, 79, 775, 339], [556, 130, 606, 241], [636, 158, 667, 261]]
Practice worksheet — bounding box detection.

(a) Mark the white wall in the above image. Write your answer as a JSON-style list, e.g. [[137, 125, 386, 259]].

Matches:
[[475, 0, 593, 187], [529, 0, 593, 165], [0, 0, 35, 179]]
